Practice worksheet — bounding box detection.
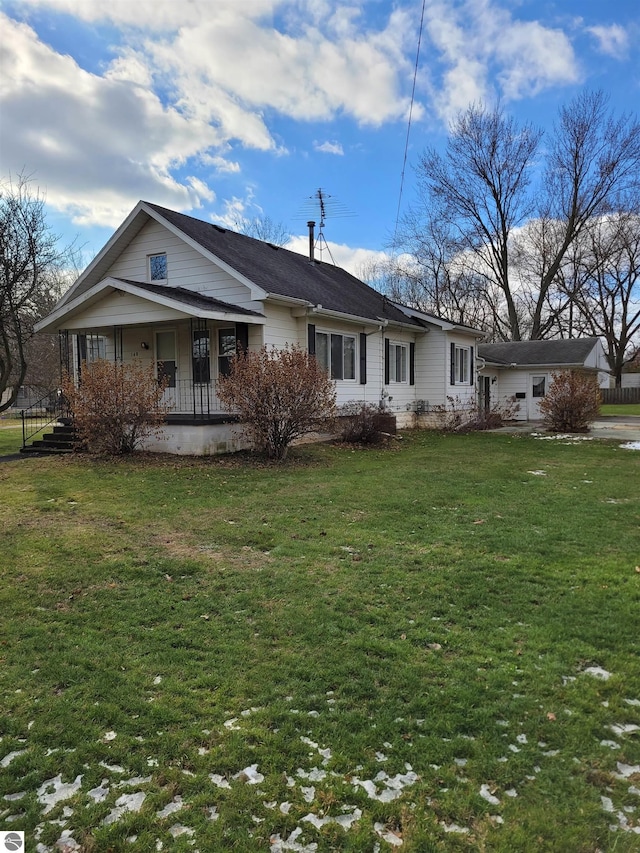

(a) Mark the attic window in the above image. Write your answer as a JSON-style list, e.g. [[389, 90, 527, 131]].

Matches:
[[149, 253, 167, 281]]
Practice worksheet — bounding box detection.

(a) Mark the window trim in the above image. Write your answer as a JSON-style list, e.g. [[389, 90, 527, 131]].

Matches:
[[450, 343, 474, 386], [388, 341, 408, 384], [314, 329, 357, 381], [148, 253, 168, 282], [531, 375, 546, 398]]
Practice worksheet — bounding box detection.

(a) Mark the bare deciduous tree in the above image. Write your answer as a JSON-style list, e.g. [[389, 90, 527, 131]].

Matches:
[[0, 174, 74, 411], [400, 92, 640, 342], [575, 210, 640, 386], [235, 215, 291, 246]]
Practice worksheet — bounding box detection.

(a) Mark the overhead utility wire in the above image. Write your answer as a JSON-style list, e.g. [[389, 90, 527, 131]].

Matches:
[[393, 0, 427, 246]]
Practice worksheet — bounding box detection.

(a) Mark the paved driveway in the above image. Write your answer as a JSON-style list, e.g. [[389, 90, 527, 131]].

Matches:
[[590, 416, 640, 442]]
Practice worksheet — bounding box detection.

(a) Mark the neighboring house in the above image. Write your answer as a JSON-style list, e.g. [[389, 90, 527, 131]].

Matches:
[[35, 201, 482, 454], [478, 338, 609, 421]]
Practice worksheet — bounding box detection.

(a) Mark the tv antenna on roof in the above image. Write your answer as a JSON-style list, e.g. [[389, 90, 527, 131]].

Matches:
[[297, 188, 355, 264]]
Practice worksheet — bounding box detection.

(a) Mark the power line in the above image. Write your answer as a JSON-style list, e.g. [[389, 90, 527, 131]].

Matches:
[[393, 0, 426, 246]]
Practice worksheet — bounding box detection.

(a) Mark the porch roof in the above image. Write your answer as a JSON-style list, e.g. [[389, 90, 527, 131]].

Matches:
[[35, 277, 266, 333]]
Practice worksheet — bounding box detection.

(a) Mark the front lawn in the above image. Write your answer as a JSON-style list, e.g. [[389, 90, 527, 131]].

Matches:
[[601, 403, 640, 417], [1, 433, 638, 851]]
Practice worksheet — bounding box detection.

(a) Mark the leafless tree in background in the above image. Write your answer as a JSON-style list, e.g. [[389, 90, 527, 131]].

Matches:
[[0, 174, 76, 412], [395, 92, 640, 343]]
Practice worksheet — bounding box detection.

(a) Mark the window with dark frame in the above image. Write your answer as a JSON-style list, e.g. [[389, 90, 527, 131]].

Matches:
[[218, 327, 237, 376], [192, 329, 211, 384], [532, 376, 546, 398]]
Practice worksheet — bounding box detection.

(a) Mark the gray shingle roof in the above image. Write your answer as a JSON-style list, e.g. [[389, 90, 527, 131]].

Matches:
[[118, 279, 264, 316], [145, 202, 420, 328], [478, 338, 600, 366]]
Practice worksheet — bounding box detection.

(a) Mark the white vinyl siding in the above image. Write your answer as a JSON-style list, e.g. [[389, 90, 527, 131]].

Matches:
[[106, 220, 255, 307]]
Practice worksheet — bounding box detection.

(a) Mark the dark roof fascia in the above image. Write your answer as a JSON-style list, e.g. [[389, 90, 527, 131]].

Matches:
[[391, 301, 485, 335]]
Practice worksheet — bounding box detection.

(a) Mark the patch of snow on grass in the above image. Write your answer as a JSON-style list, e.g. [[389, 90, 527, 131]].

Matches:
[[374, 823, 403, 846], [168, 824, 195, 839], [1, 750, 27, 767], [583, 666, 612, 680], [610, 724, 640, 736], [87, 780, 110, 803], [233, 764, 264, 784], [37, 775, 83, 814], [442, 822, 469, 833], [156, 796, 184, 818], [479, 784, 500, 805], [209, 774, 231, 789], [352, 766, 418, 803], [620, 442, 640, 450], [102, 791, 146, 825], [270, 827, 318, 852]]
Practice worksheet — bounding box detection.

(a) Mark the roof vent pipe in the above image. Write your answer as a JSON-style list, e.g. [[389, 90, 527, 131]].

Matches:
[[307, 221, 315, 262]]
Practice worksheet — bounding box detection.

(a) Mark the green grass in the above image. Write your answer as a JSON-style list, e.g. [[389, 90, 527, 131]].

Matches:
[[600, 403, 640, 416], [1, 433, 639, 851], [0, 422, 23, 455]]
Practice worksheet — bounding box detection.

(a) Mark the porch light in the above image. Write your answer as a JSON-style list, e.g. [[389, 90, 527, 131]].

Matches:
[[140, 342, 150, 350]]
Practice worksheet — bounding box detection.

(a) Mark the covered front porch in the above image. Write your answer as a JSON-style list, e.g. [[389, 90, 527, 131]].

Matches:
[[60, 318, 260, 419]]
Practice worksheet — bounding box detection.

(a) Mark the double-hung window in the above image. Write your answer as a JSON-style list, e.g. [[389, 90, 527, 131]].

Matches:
[[388, 342, 408, 383], [315, 331, 356, 380], [450, 343, 474, 385], [149, 253, 167, 281]]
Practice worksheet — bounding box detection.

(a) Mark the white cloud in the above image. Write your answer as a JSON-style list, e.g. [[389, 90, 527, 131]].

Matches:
[[0, 13, 220, 226], [1, 2, 416, 227], [287, 235, 389, 277], [314, 141, 344, 155], [423, 0, 580, 121], [587, 24, 629, 59]]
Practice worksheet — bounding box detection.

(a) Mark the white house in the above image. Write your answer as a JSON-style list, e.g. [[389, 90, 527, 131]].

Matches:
[[477, 338, 610, 421], [34, 201, 482, 454]]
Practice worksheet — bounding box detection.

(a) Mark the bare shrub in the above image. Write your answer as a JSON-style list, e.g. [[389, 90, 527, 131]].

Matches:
[[338, 401, 392, 444], [538, 371, 601, 432], [216, 345, 336, 460], [433, 395, 520, 432], [62, 359, 168, 454]]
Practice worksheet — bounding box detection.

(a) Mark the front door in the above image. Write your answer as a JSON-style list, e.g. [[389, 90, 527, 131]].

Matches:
[[528, 373, 548, 420], [156, 330, 177, 409]]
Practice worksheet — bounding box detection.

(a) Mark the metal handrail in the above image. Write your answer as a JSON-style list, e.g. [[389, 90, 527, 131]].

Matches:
[[21, 390, 70, 448]]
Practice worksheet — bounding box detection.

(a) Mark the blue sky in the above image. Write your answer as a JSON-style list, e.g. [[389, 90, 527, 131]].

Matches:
[[1, 0, 638, 275]]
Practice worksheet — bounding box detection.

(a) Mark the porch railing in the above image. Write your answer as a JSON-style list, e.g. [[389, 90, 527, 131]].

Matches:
[[163, 379, 229, 418], [21, 390, 70, 448]]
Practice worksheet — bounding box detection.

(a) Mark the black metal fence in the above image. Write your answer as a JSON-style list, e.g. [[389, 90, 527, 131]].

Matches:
[[21, 391, 70, 448], [163, 380, 227, 418]]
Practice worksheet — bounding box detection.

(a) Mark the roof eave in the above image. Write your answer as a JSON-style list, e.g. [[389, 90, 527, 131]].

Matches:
[[35, 277, 266, 333]]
